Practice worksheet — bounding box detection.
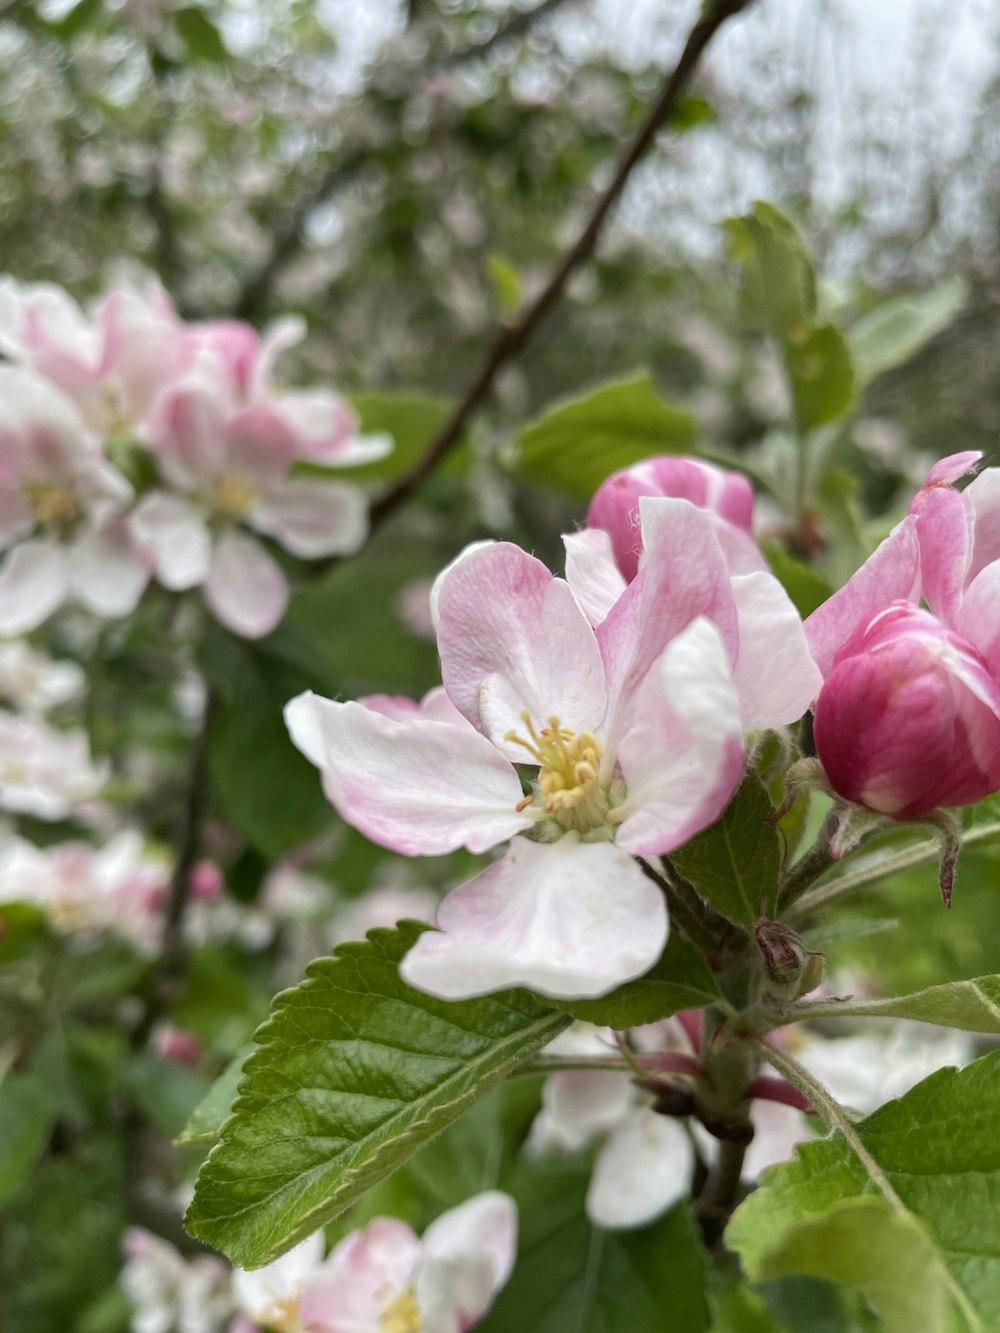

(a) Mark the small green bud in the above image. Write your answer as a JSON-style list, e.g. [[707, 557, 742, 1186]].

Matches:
[[754, 917, 824, 1002]]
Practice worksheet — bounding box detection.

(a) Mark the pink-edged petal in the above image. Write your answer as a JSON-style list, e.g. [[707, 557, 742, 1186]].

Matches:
[[958, 562, 1000, 676], [204, 529, 288, 639], [436, 542, 607, 753], [69, 526, 148, 617], [597, 498, 738, 748], [150, 382, 228, 485], [730, 570, 822, 727], [428, 539, 495, 631], [614, 618, 745, 857], [421, 1190, 518, 1307], [360, 693, 423, 721], [804, 518, 920, 676], [130, 491, 212, 590], [300, 1216, 421, 1333], [586, 1108, 693, 1230], [419, 684, 472, 728], [284, 692, 530, 855], [562, 528, 626, 626], [400, 834, 667, 1001], [964, 466, 1000, 582], [912, 484, 972, 626], [252, 476, 368, 558], [0, 539, 69, 634], [232, 1232, 325, 1326], [921, 451, 982, 489]]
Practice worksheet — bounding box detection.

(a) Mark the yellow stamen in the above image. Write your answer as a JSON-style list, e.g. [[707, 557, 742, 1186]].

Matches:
[[380, 1288, 423, 1333], [23, 481, 83, 532], [263, 1297, 301, 1333], [506, 711, 607, 831], [211, 471, 258, 519]]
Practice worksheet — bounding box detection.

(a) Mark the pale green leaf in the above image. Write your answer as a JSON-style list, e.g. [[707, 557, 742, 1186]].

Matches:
[[671, 770, 781, 927], [727, 1053, 1000, 1331], [848, 279, 967, 390], [516, 371, 697, 501], [176, 1048, 250, 1146], [782, 974, 1000, 1035], [786, 322, 855, 434], [723, 202, 817, 338], [185, 922, 569, 1267]]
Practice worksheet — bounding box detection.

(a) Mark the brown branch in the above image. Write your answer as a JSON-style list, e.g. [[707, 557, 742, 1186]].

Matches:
[[231, 0, 578, 320], [367, 0, 755, 532]]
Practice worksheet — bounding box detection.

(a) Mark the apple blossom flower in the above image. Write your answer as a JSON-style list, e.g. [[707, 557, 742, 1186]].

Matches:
[[297, 1192, 517, 1333], [183, 316, 392, 467], [287, 507, 753, 1000], [0, 829, 166, 950], [0, 277, 188, 437], [0, 709, 108, 819], [120, 1227, 233, 1333], [131, 375, 376, 637], [232, 1232, 325, 1333], [0, 638, 84, 713], [585, 456, 761, 582], [0, 367, 148, 634], [807, 452, 1000, 819]]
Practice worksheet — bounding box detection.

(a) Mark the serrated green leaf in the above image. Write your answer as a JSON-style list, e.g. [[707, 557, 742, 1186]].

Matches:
[[185, 922, 569, 1267], [785, 974, 1000, 1034], [176, 1048, 250, 1146], [727, 1053, 1000, 1330], [173, 6, 228, 62], [480, 1161, 711, 1333], [516, 371, 697, 501], [671, 770, 780, 927], [552, 932, 720, 1028], [848, 278, 967, 390], [786, 323, 855, 434]]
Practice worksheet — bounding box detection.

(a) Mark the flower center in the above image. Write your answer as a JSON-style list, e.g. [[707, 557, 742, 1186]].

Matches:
[[506, 711, 614, 834], [379, 1288, 423, 1333], [211, 471, 258, 519], [266, 1297, 303, 1333], [23, 481, 83, 534]]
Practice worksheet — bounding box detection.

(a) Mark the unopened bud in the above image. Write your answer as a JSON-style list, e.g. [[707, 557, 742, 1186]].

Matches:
[[754, 917, 824, 1001]]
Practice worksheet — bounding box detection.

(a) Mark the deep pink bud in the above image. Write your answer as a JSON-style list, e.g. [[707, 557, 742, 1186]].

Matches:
[[189, 858, 223, 901], [814, 602, 1000, 818], [587, 457, 755, 580]]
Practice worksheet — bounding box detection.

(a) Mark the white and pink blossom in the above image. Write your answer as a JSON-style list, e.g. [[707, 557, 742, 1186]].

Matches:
[[0, 638, 84, 713], [0, 709, 108, 819], [0, 367, 148, 634], [120, 1227, 233, 1333]]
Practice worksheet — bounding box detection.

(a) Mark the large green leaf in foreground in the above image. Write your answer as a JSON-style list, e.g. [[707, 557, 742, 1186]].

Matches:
[[727, 1052, 1000, 1331], [185, 922, 569, 1267]]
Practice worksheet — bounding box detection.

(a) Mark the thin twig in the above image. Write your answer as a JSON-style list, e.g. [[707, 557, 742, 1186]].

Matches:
[[776, 808, 839, 913], [695, 1137, 748, 1246], [367, 0, 754, 532], [232, 0, 577, 320]]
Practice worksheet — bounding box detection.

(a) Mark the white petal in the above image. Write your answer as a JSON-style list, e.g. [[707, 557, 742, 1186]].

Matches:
[[400, 835, 667, 1001], [130, 492, 212, 590], [252, 476, 368, 558], [0, 539, 70, 634], [730, 570, 822, 728], [563, 527, 627, 626], [542, 1067, 634, 1150], [204, 530, 288, 639], [70, 527, 148, 617], [284, 691, 530, 855], [586, 1108, 693, 1229]]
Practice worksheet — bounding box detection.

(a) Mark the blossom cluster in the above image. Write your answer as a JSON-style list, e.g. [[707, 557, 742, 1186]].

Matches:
[[121, 1191, 516, 1333], [0, 277, 386, 639]]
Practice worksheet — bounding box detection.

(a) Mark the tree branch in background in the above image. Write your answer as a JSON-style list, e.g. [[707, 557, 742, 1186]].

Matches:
[[367, 0, 755, 531], [231, 0, 577, 320]]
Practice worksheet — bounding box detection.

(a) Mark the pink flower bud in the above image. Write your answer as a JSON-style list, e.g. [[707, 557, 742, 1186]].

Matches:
[[587, 457, 755, 580], [814, 602, 1000, 819], [189, 858, 223, 901], [152, 1024, 202, 1067]]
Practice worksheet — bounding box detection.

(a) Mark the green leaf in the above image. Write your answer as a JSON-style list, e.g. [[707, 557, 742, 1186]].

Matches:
[[203, 625, 336, 858], [185, 922, 569, 1267], [128, 1052, 209, 1139], [762, 544, 833, 619], [176, 1048, 250, 1146], [516, 371, 697, 501], [487, 254, 521, 316], [173, 6, 228, 62], [0, 1071, 60, 1205], [671, 770, 781, 927], [787, 974, 1000, 1035], [723, 203, 817, 338], [40, 0, 102, 40], [848, 278, 967, 390], [738, 1197, 961, 1333], [727, 1053, 1000, 1331], [480, 1162, 711, 1333], [553, 932, 720, 1028], [786, 323, 855, 434]]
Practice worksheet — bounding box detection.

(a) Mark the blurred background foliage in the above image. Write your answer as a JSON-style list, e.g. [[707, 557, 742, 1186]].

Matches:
[[2, 2, 1000, 1329]]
